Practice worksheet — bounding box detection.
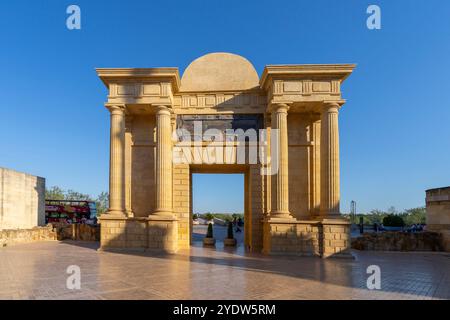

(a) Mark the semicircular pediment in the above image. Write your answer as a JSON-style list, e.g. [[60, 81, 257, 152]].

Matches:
[[180, 52, 260, 92]]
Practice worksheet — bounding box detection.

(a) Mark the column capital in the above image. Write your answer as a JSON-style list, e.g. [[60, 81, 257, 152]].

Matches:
[[322, 101, 340, 112], [155, 105, 172, 116], [271, 103, 290, 114], [106, 104, 126, 114]]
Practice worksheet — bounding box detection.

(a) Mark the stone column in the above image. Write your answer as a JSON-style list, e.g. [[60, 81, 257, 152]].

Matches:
[[320, 102, 340, 217], [270, 103, 292, 219], [264, 114, 272, 216], [124, 116, 134, 217], [107, 105, 126, 216], [153, 105, 173, 217]]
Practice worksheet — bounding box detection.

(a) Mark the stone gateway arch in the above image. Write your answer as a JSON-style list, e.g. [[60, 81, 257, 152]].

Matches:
[[97, 53, 355, 258]]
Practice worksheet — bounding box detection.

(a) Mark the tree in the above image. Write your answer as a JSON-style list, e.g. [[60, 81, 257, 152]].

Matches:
[[46, 186, 91, 201], [45, 186, 109, 215], [204, 213, 214, 221], [383, 214, 405, 227], [65, 189, 92, 201], [95, 191, 109, 215], [402, 207, 426, 225], [45, 186, 65, 200], [347, 206, 426, 227], [363, 210, 387, 224], [387, 206, 398, 215]]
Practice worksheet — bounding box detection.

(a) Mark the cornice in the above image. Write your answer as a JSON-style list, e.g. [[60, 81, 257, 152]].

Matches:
[[96, 67, 181, 92], [260, 64, 356, 90]]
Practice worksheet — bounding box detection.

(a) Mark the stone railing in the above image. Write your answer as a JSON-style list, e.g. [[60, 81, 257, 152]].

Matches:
[[351, 231, 443, 251]]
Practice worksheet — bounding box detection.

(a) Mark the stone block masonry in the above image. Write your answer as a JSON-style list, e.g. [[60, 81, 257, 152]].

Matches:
[[0, 224, 99, 247], [426, 186, 450, 252], [351, 231, 443, 252], [100, 216, 179, 253], [262, 218, 352, 258], [0, 167, 45, 230], [0, 224, 57, 247], [96, 53, 356, 256], [52, 223, 100, 241]]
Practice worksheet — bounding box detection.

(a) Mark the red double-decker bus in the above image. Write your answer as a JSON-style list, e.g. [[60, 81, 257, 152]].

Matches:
[[45, 200, 97, 224]]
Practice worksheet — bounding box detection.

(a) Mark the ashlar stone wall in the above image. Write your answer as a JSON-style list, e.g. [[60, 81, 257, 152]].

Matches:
[[0, 168, 45, 230]]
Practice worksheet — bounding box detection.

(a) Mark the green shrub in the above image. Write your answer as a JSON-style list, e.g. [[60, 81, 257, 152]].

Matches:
[[206, 223, 214, 238], [227, 221, 234, 239], [383, 214, 405, 227], [204, 213, 214, 221]]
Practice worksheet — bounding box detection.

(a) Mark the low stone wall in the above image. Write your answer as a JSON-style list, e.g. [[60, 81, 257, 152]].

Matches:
[[441, 230, 450, 252], [0, 224, 57, 247], [351, 231, 443, 251], [0, 224, 100, 247], [53, 223, 100, 241]]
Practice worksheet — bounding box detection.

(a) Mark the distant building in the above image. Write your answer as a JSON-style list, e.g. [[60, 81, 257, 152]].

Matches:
[[426, 186, 450, 251], [0, 168, 45, 230]]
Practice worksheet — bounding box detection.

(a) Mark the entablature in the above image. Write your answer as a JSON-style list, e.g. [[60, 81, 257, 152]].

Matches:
[[260, 64, 356, 112], [96, 68, 180, 107], [172, 90, 266, 115]]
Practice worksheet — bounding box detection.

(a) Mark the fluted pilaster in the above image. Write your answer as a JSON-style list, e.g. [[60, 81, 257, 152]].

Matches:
[[153, 105, 173, 217], [107, 105, 126, 216], [320, 102, 341, 217], [270, 103, 292, 219]]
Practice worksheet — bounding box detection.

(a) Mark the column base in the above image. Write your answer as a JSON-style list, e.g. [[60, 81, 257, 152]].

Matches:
[[262, 217, 353, 259], [105, 210, 127, 217], [263, 218, 321, 257], [149, 210, 175, 218], [320, 218, 353, 259], [99, 216, 179, 253], [269, 211, 295, 220], [319, 211, 341, 218], [125, 210, 134, 218]]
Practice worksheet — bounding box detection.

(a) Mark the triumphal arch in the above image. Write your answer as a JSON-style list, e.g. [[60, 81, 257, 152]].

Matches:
[[97, 53, 355, 258]]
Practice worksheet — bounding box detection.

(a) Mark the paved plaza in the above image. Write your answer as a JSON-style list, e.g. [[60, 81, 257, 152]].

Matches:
[[0, 238, 449, 300]]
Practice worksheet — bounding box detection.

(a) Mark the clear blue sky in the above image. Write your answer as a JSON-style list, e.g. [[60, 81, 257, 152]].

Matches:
[[0, 0, 449, 214]]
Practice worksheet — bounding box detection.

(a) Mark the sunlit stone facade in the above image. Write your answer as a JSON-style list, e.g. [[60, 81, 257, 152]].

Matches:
[[97, 53, 355, 258]]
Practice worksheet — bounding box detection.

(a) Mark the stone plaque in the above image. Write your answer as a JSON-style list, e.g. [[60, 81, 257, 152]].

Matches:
[[176, 114, 263, 141]]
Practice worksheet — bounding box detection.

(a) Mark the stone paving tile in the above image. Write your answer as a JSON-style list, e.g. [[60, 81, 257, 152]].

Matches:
[[97, 288, 166, 300], [0, 241, 449, 300]]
